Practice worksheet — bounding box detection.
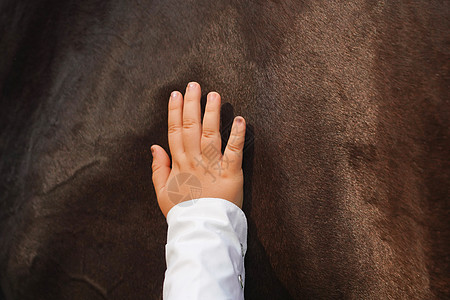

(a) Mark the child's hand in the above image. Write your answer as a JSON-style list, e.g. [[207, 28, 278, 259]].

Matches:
[[151, 82, 246, 217]]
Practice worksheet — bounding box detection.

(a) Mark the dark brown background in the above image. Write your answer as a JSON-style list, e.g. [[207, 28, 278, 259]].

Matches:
[[0, 0, 448, 299]]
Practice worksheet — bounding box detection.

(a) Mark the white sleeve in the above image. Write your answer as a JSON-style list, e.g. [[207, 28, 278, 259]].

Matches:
[[163, 197, 248, 300]]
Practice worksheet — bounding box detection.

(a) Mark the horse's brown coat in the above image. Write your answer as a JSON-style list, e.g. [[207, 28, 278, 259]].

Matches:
[[0, 0, 448, 299]]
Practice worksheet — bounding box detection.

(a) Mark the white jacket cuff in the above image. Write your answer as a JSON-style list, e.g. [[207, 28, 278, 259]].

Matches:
[[163, 198, 248, 300]]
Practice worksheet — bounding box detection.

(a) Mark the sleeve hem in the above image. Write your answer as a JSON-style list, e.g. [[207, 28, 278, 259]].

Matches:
[[166, 197, 248, 255]]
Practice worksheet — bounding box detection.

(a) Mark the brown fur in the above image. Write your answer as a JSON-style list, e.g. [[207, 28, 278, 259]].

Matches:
[[0, 0, 448, 299]]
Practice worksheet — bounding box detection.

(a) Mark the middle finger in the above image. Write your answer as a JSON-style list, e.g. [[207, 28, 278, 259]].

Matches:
[[182, 82, 202, 157]]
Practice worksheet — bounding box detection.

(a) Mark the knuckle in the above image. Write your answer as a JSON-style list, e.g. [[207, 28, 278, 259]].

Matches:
[[202, 128, 218, 139], [169, 101, 180, 110], [227, 142, 241, 153], [230, 131, 242, 141], [184, 154, 202, 170], [221, 170, 234, 179], [152, 163, 162, 174], [205, 105, 217, 112], [188, 160, 197, 170], [181, 157, 197, 170], [221, 168, 241, 180], [182, 118, 198, 130], [184, 96, 196, 103], [205, 100, 219, 112], [172, 159, 182, 170], [168, 123, 182, 134]]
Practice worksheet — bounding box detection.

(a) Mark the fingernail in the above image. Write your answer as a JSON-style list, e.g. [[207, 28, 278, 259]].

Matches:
[[188, 82, 198, 89], [171, 91, 178, 98], [235, 116, 244, 124], [208, 92, 217, 102]]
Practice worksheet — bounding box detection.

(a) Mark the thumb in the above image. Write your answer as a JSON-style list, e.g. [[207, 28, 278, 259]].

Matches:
[[223, 116, 246, 174], [151, 145, 171, 196]]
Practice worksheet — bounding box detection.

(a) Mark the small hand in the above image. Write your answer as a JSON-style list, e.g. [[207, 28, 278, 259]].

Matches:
[[151, 82, 246, 217]]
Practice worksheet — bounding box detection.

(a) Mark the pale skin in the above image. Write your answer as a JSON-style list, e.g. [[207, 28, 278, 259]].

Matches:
[[151, 82, 246, 217]]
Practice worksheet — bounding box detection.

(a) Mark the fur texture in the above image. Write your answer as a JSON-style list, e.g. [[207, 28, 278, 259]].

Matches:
[[0, 0, 448, 299]]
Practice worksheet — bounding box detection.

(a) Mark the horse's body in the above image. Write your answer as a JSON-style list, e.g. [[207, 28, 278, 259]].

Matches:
[[0, 0, 448, 299]]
